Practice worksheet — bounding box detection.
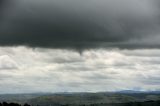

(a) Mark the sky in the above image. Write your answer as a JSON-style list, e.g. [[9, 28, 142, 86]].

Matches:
[[0, 0, 160, 93]]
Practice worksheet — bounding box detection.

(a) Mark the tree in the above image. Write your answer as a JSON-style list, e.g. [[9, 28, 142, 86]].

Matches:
[[3, 102, 9, 106], [24, 103, 30, 106]]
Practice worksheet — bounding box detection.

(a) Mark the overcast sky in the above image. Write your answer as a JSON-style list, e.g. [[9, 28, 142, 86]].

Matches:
[[0, 0, 160, 93]]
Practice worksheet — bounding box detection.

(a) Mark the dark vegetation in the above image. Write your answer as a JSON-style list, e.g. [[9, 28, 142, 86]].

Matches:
[[0, 100, 160, 106], [0, 102, 30, 106]]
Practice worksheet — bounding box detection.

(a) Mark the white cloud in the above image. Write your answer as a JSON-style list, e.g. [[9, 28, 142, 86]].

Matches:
[[0, 55, 18, 70], [0, 46, 160, 93]]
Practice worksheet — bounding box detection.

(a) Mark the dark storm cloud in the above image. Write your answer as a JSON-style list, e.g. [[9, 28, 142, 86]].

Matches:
[[0, 0, 160, 49], [0, 0, 6, 7]]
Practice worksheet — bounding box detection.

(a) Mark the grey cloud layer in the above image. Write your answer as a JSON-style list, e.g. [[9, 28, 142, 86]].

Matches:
[[0, 0, 160, 49], [0, 47, 160, 93]]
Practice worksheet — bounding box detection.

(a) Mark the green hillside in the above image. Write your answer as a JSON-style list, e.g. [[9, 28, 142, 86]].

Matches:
[[0, 92, 160, 106]]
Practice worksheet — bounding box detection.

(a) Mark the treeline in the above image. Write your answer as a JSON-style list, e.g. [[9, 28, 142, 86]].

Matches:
[[61, 100, 160, 106], [0, 102, 30, 106], [86, 100, 160, 106], [0, 100, 160, 106]]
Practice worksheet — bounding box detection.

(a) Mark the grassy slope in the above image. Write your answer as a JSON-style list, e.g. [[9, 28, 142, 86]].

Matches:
[[0, 92, 160, 105], [28, 93, 160, 105]]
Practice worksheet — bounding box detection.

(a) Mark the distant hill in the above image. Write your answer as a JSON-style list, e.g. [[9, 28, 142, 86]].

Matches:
[[0, 93, 47, 103], [0, 91, 160, 106], [115, 90, 160, 94]]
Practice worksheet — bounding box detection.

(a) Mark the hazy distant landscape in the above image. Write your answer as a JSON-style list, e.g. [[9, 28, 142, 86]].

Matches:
[[1, 91, 160, 106]]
